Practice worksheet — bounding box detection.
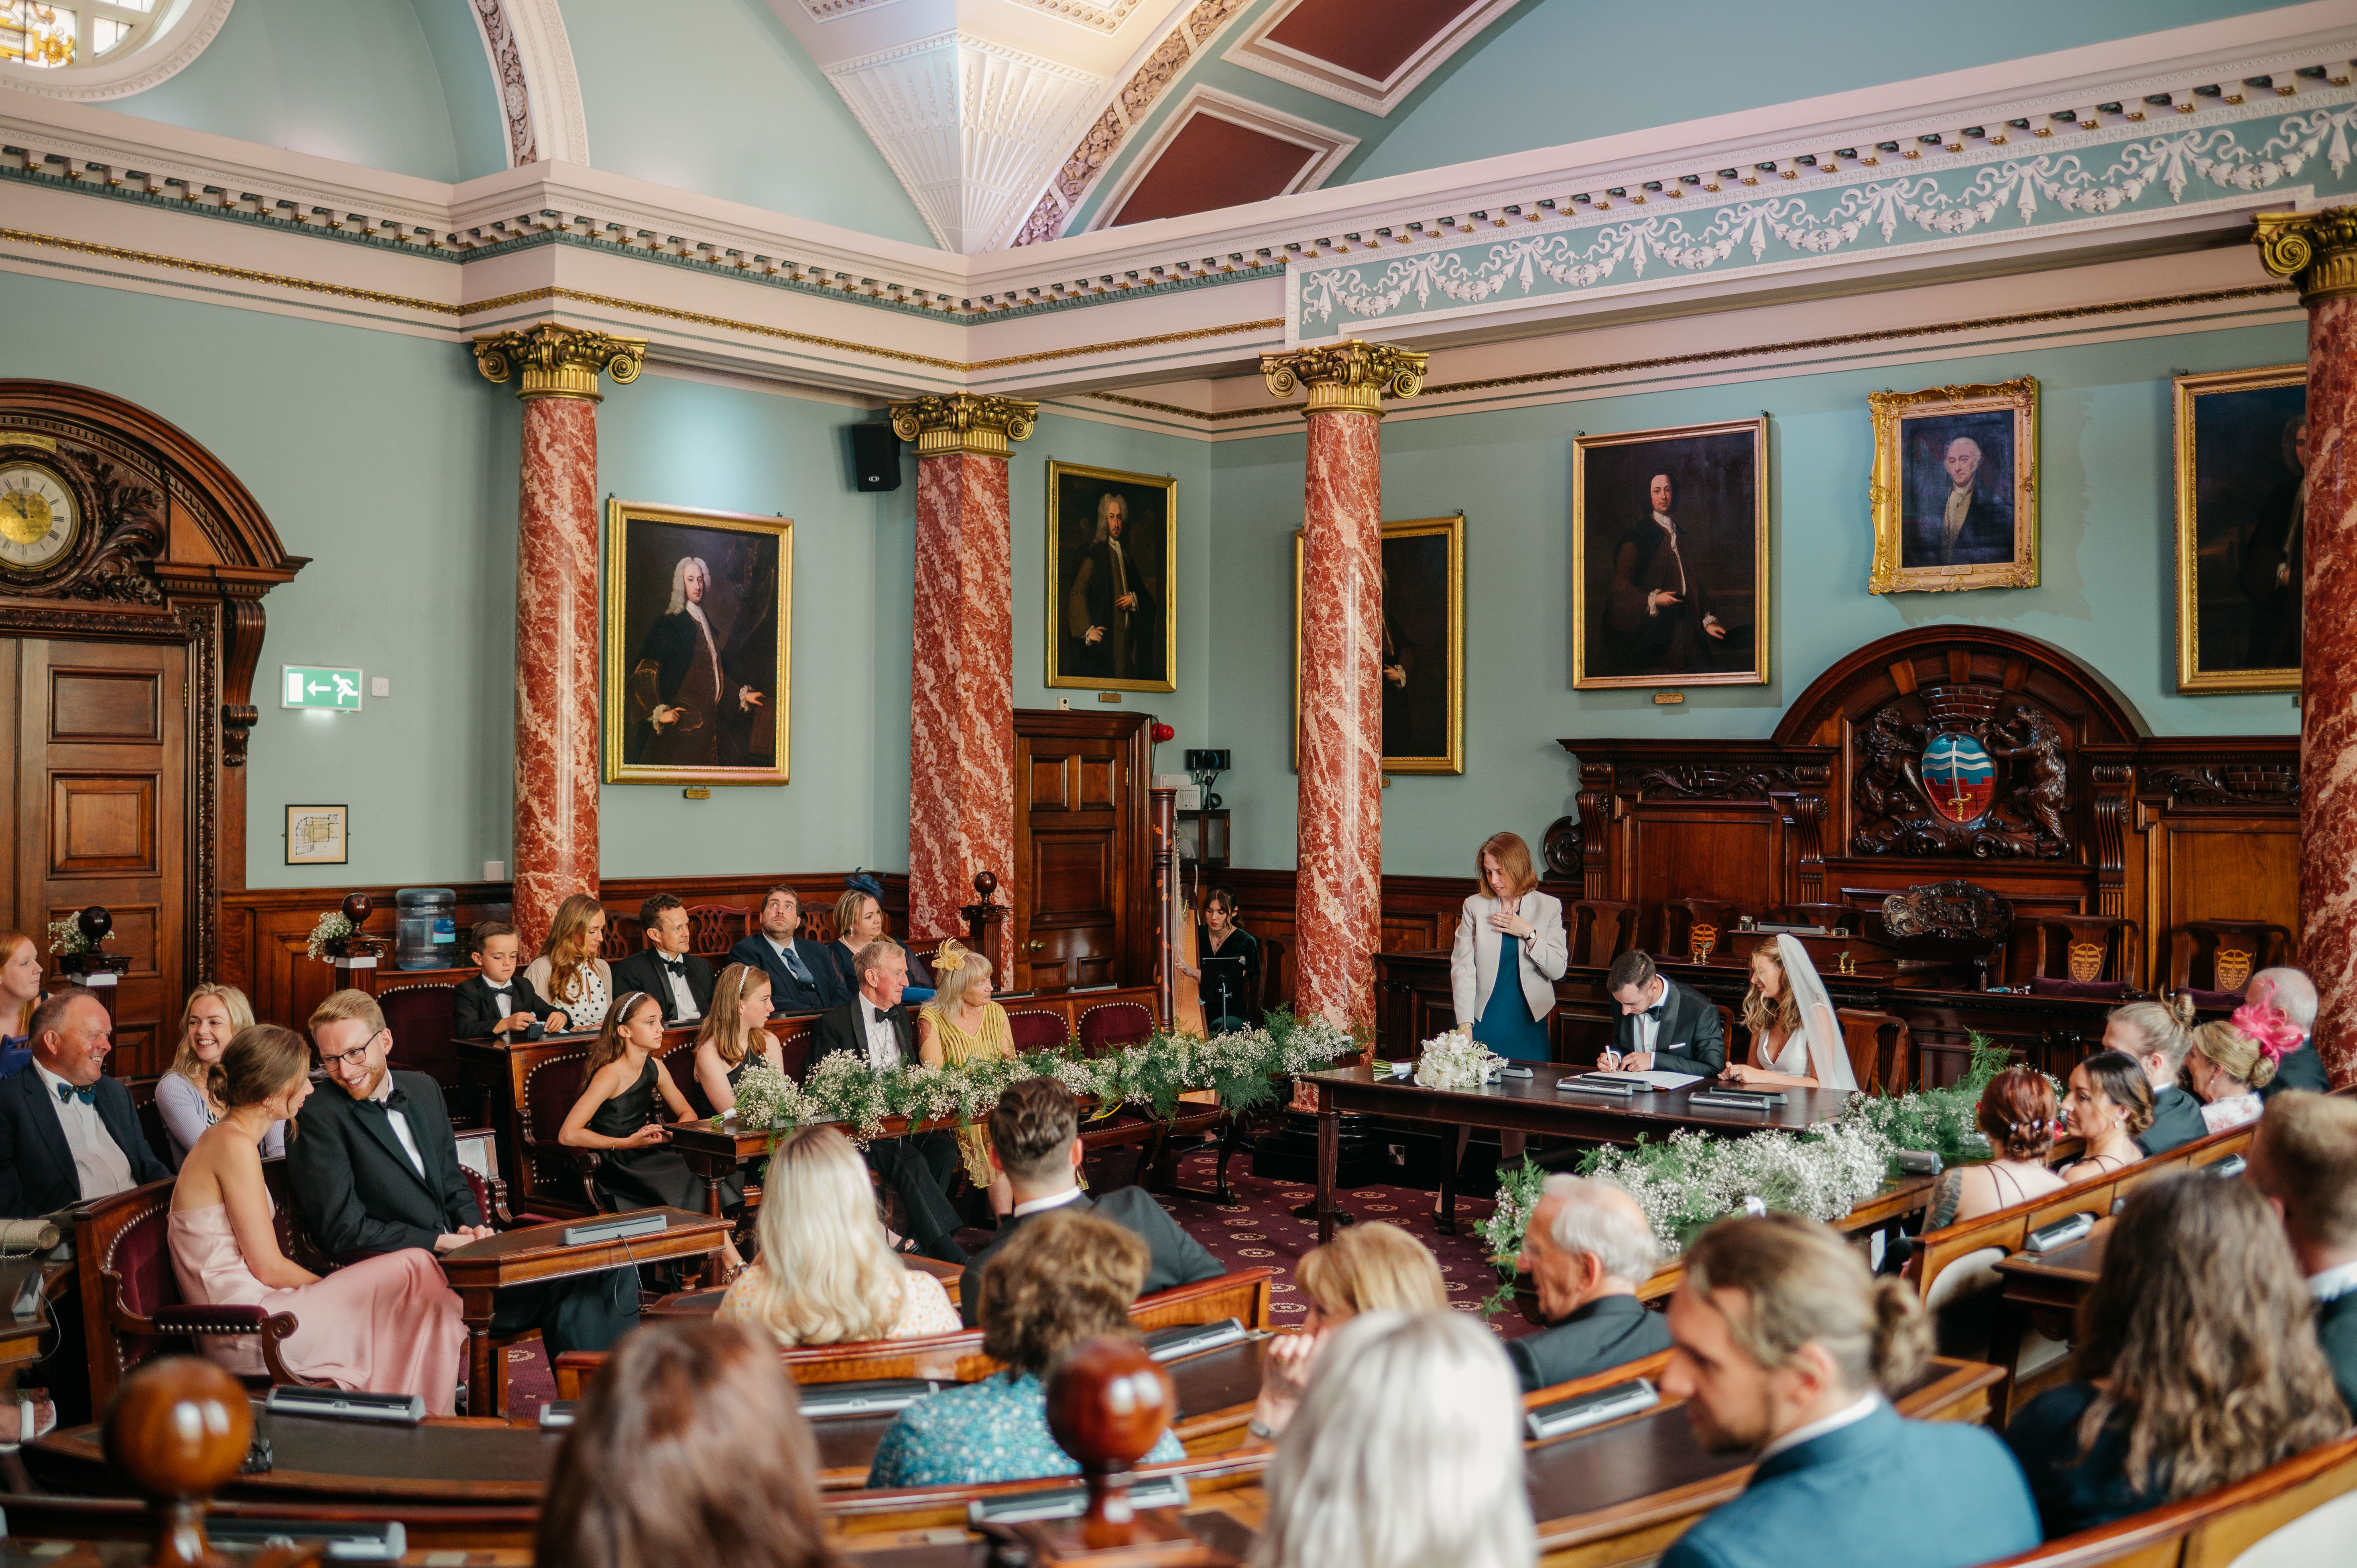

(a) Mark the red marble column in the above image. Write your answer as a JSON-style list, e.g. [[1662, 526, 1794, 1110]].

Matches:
[[889, 395, 1037, 976], [474, 325, 647, 951], [1260, 343, 1429, 1032], [2254, 211, 2357, 1085]]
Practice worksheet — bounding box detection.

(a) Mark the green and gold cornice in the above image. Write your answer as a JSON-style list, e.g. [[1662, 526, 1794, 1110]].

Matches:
[[472, 323, 649, 401]]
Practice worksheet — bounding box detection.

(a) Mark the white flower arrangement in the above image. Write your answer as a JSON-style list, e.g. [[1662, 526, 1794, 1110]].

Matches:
[[1414, 1030, 1500, 1091], [1546, 1119, 1897, 1259], [45, 917, 93, 958], [303, 911, 355, 961]]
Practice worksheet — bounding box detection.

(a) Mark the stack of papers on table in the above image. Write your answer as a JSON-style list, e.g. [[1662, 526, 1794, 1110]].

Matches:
[[1585, 1070, 1706, 1090]]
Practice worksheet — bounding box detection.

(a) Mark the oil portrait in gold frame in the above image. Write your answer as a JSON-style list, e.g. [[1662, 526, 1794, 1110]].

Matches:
[[603, 499, 792, 786], [1291, 514, 1466, 773], [2173, 364, 2306, 694], [1869, 378, 2039, 594], [1045, 460, 1177, 693]]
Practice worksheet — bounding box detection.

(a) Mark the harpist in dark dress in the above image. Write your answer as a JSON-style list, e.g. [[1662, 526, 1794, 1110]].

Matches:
[[1195, 924, 1261, 1034]]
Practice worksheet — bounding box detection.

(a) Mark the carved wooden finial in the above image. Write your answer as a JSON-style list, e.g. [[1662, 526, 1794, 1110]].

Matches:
[[104, 1357, 253, 1568]]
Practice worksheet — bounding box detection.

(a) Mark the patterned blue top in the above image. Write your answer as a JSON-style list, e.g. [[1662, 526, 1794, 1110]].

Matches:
[[866, 1370, 1185, 1489]]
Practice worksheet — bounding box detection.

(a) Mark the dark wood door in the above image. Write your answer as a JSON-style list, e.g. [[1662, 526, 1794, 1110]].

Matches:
[[1012, 712, 1150, 993], [0, 638, 188, 1077]]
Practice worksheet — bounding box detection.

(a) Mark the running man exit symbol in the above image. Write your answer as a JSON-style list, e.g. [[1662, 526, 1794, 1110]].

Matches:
[[281, 666, 365, 711]]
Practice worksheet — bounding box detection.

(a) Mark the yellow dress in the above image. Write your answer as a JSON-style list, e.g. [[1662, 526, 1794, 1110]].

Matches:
[[921, 1000, 1015, 1187]]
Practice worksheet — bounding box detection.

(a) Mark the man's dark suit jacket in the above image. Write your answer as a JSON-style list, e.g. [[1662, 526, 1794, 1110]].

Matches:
[[287, 1070, 480, 1259], [729, 933, 845, 1014], [1911, 489, 2013, 568], [1506, 1292, 1672, 1395], [958, 1188, 1223, 1327], [610, 948, 718, 1025], [451, 973, 565, 1040], [810, 994, 911, 1071], [0, 1064, 171, 1218], [1611, 978, 1726, 1078], [2261, 1039, 2332, 1099], [2135, 1084, 2209, 1156], [2314, 1290, 2357, 1417]]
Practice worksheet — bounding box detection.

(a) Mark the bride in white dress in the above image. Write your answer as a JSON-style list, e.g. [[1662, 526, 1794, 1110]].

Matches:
[[1720, 934, 1858, 1091]]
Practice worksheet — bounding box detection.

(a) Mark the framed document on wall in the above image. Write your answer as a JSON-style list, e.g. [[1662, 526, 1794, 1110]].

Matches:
[[603, 500, 792, 786], [1293, 514, 1466, 772], [285, 804, 348, 866], [2173, 364, 2306, 693]]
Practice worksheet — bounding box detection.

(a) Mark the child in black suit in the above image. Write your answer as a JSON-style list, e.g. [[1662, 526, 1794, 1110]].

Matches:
[[452, 920, 570, 1040]]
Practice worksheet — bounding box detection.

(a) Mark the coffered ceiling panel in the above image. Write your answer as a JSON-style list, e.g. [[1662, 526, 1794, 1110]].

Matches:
[[1227, 0, 1521, 114], [1107, 94, 1346, 225]]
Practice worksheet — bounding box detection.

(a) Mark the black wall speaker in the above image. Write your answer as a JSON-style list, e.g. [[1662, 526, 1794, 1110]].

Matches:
[[850, 423, 903, 492]]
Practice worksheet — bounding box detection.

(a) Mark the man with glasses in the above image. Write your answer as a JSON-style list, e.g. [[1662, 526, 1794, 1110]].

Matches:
[[287, 990, 637, 1402]]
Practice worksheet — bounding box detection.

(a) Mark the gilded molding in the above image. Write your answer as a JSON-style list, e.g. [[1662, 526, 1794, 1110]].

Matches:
[[472, 323, 647, 401], [1259, 340, 1428, 416], [889, 393, 1041, 458], [2251, 207, 2357, 305], [1, 225, 462, 314]]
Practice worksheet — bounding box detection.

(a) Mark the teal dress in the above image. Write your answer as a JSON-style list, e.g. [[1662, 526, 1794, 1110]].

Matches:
[[1474, 935, 1551, 1062], [867, 1370, 1186, 1489]]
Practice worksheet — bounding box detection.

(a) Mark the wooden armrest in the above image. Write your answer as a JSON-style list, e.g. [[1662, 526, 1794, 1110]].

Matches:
[[150, 1304, 273, 1334]]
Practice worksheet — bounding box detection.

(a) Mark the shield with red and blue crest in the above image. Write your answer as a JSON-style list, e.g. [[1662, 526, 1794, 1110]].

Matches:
[[1921, 731, 1995, 824]]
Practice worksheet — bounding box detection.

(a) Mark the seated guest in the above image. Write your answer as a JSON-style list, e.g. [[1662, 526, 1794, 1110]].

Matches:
[[811, 940, 967, 1263], [538, 1320, 836, 1568], [157, 983, 281, 1168], [823, 884, 889, 1002], [1720, 935, 1855, 1090], [2247, 967, 2331, 1097], [728, 886, 843, 1014], [0, 987, 169, 1217], [2056, 1050, 2152, 1181], [1659, 1214, 2039, 1568], [1922, 1066, 2065, 1229], [1251, 1224, 1450, 1438], [868, 1211, 1184, 1488], [2186, 1020, 2273, 1133], [452, 919, 569, 1039], [2003, 1171, 2345, 1540], [525, 893, 615, 1032], [1249, 1311, 1533, 1568], [1183, 886, 1262, 1035], [1601, 950, 1725, 1078], [716, 1125, 958, 1345], [610, 894, 716, 1025], [559, 991, 740, 1271], [170, 1024, 465, 1409], [290, 990, 639, 1370], [2249, 1092, 2357, 1413], [917, 939, 1017, 1216], [958, 1076, 1222, 1324], [1508, 1175, 1671, 1394], [690, 963, 779, 1115], [0, 930, 42, 1080], [2104, 998, 2205, 1155]]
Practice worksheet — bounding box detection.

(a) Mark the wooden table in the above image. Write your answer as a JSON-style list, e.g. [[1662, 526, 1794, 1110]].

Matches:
[[437, 1207, 736, 1416], [1994, 1221, 2108, 1313], [1299, 1065, 1857, 1243]]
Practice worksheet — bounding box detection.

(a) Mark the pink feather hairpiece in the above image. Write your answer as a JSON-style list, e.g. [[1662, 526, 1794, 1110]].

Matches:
[[2229, 985, 2305, 1065]]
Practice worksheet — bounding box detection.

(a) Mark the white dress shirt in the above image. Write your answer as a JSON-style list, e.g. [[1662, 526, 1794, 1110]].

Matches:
[[1757, 1392, 1880, 1462], [1011, 1186, 1086, 1220], [653, 957, 701, 1022], [1649, 513, 1687, 600], [33, 1061, 134, 1200], [2310, 1257, 2357, 1304], [483, 981, 518, 1020], [862, 999, 904, 1072], [366, 1072, 428, 1180], [1629, 979, 1668, 1054]]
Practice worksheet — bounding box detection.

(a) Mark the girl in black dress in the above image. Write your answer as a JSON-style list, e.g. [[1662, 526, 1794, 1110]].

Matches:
[[559, 991, 742, 1274]]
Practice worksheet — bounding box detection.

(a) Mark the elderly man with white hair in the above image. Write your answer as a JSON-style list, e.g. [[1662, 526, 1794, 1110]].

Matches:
[[1507, 1174, 1672, 1393], [2250, 967, 2333, 1097]]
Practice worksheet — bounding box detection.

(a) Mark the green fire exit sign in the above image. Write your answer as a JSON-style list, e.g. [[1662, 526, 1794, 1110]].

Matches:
[[281, 666, 364, 711]]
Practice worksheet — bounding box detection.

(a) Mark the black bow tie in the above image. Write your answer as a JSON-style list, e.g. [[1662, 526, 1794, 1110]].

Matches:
[[659, 957, 686, 976], [367, 1088, 409, 1114], [55, 1081, 96, 1105], [1643, 1005, 1666, 1022]]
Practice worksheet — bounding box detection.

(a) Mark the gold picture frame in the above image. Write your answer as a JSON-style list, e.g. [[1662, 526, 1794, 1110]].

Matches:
[[2173, 364, 2306, 693], [1291, 514, 1466, 774], [1572, 418, 1769, 689], [1045, 459, 1177, 692], [1869, 378, 2039, 593], [602, 499, 792, 785]]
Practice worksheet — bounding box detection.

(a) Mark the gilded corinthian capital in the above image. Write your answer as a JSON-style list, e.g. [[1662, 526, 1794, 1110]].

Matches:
[[1259, 340, 1430, 416], [472, 323, 649, 402], [2251, 208, 2357, 305], [887, 393, 1041, 459]]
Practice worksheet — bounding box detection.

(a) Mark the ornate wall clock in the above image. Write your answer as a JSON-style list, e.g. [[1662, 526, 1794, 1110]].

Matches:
[[0, 458, 83, 575]]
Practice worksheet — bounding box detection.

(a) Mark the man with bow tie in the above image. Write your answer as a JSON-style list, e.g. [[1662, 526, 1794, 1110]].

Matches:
[[610, 894, 716, 1024], [1602, 951, 1727, 1077], [0, 987, 169, 1217], [289, 990, 637, 1385]]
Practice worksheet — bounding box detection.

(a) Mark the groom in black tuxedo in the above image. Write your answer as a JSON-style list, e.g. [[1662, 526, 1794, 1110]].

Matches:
[[288, 991, 637, 1380], [1603, 951, 1726, 1077]]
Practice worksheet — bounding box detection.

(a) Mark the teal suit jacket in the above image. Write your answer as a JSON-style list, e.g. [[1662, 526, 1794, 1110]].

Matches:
[[1661, 1403, 2038, 1568]]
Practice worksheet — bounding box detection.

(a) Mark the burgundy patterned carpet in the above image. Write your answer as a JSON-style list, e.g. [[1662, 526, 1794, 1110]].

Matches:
[[497, 1142, 1533, 1418]]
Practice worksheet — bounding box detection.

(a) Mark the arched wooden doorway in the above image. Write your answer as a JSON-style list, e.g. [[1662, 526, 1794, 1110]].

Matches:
[[0, 382, 303, 1076]]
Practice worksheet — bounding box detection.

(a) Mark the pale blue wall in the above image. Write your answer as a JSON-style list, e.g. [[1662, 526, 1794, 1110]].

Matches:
[[110, 0, 505, 183], [1206, 320, 2308, 878], [555, 0, 935, 248]]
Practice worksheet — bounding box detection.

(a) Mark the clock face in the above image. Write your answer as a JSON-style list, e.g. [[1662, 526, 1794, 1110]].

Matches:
[[0, 462, 80, 573]]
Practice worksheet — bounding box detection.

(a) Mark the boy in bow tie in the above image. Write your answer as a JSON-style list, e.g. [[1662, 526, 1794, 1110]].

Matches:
[[452, 921, 569, 1039]]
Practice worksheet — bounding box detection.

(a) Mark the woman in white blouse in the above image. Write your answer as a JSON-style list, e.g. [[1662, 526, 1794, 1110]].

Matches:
[[525, 893, 615, 1033]]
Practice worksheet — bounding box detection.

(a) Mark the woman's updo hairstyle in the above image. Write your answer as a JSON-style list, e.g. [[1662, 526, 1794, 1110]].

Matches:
[[932, 940, 991, 1004], [207, 1024, 311, 1112], [2190, 1021, 2276, 1090], [1975, 1065, 2057, 1161]]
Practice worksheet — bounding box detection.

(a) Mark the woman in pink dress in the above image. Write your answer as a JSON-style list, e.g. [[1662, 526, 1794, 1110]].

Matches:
[[169, 1024, 466, 1412]]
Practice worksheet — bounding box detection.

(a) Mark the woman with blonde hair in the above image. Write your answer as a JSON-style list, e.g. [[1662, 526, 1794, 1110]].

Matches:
[[691, 963, 779, 1115], [1722, 935, 1856, 1091], [527, 894, 615, 1031], [2185, 1020, 2274, 1133], [2104, 996, 2204, 1154], [0, 930, 42, 1080], [824, 886, 888, 1001], [716, 1125, 959, 1346], [917, 938, 1019, 1215], [157, 983, 278, 1167], [1251, 1225, 1449, 1440]]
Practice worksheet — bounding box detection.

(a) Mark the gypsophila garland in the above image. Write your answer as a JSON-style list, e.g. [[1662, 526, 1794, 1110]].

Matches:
[[303, 911, 355, 961], [724, 1007, 1360, 1140], [1413, 1030, 1499, 1091]]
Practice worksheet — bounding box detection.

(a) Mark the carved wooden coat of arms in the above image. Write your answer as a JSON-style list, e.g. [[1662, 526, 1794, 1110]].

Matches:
[[1852, 685, 2071, 859]]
